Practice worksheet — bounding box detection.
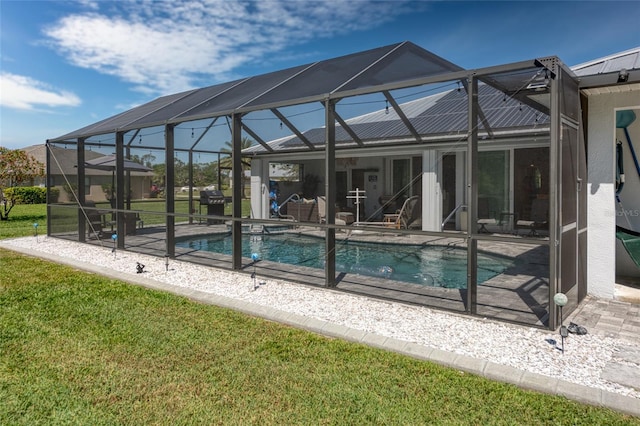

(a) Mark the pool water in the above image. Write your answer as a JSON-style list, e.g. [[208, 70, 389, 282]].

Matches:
[[177, 233, 514, 288]]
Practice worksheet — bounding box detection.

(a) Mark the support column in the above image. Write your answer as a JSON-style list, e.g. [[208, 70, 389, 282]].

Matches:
[[232, 114, 243, 270], [45, 141, 52, 236], [325, 99, 337, 287], [456, 153, 467, 230], [466, 75, 478, 314], [250, 158, 268, 220], [125, 145, 132, 211], [77, 138, 86, 242], [422, 150, 440, 231], [548, 72, 560, 330], [166, 125, 176, 257], [188, 150, 194, 224], [115, 132, 125, 249]]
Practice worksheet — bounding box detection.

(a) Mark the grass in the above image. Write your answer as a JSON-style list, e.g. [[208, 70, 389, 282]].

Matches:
[[0, 200, 251, 239], [94, 198, 252, 226], [1, 250, 639, 425], [2, 205, 639, 424], [0, 204, 47, 239]]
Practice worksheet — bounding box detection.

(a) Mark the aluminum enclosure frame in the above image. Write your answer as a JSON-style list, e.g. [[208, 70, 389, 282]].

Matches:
[[46, 44, 584, 330]]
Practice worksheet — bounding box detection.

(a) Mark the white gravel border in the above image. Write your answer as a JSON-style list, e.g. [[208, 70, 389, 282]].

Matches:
[[2, 235, 639, 401]]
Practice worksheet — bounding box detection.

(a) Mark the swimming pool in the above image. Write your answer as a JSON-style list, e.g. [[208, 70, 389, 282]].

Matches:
[[177, 233, 514, 288]]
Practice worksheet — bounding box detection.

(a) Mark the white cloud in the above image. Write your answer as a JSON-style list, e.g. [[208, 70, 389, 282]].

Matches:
[[0, 72, 82, 111], [76, 0, 100, 10], [43, 0, 413, 95]]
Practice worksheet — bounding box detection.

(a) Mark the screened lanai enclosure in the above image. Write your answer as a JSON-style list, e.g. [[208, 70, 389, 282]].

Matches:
[[46, 42, 586, 329]]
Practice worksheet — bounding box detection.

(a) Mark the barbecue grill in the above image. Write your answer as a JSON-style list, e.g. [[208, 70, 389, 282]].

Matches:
[[200, 190, 225, 224]]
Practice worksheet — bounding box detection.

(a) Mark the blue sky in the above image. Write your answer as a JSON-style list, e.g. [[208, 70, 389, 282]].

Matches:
[[1, 0, 639, 150]]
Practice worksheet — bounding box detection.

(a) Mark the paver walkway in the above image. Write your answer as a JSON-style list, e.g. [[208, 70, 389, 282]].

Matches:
[[568, 295, 640, 394]]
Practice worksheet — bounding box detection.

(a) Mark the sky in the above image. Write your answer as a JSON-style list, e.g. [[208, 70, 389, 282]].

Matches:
[[1, 0, 639, 150]]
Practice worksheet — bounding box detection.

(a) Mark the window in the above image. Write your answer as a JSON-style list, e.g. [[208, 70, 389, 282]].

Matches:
[[269, 162, 303, 181], [478, 151, 510, 220], [392, 156, 422, 199], [514, 147, 549, 221], [392, 158, 411, 198]]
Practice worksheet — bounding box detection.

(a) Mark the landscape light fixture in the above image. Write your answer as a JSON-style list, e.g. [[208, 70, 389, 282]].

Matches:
[[553, 292, 568, 353], [251, 253, 259, 291], [165, 253, 170, 272], [33, 222, 38, 237]]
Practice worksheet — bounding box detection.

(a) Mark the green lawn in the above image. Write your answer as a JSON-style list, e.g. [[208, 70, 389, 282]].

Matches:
[[0, 204, 47, 239], [2, 205, 639, 424], [1, 250, 639, 425], [95, 197, 252, 226], [0, 200, 251, 238]]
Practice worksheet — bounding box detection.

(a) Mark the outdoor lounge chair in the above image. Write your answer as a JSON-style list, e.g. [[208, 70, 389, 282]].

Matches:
[[84, 201, 105, 238], [516, 198, 548, 237], [382, 195, 420, 229], [317, 196, 347, 226], [477, 197, 497, 233]]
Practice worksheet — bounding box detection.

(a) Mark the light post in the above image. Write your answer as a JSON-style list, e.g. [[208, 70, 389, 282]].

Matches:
[[251, 253, 259, 290], [553, 292, 568, 353], [111, 233, 117, 256]]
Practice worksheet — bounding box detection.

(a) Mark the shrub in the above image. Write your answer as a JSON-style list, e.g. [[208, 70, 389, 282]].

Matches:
[[3, 186, 50, 204]]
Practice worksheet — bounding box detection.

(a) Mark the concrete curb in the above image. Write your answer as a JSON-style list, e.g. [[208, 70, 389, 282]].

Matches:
[[2, 242, 639, 419]]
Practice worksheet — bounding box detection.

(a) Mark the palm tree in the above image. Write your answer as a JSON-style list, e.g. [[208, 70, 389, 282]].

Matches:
[[220, 137, 254, 199]]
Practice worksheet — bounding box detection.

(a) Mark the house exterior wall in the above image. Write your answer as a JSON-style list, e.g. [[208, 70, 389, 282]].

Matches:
[[251, 156, 388, 220], [587, 89, 640, 298], [616, 108, 640, 277], [53, 176, 152, 203]]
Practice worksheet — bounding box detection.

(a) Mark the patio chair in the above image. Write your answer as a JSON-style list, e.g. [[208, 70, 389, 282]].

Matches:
[[401, 195, 421, 229], [383, 195, 420, 229], [84, 201, 104, 238], [477, 197, 497, 233], [124, 212, 140, 235], [317, 196, 347, 226], [516, 198, 548, 237]]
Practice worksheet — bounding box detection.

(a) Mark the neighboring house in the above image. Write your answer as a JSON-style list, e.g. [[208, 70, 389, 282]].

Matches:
[[24, 144, 154, 203]]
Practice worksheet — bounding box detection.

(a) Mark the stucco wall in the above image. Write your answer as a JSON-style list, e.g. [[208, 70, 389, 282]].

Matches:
[[587, 89, 640, 298], [616, 111, 640, 277]]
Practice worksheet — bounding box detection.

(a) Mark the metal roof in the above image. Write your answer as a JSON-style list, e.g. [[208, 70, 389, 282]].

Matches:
[[51, 41, 464, 142], [23, 144, 151, 177], [572, 46, 640, 90], [243, 47, 640, 155], [244, 83, 550, 154], [572, 46, 640, 76]]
